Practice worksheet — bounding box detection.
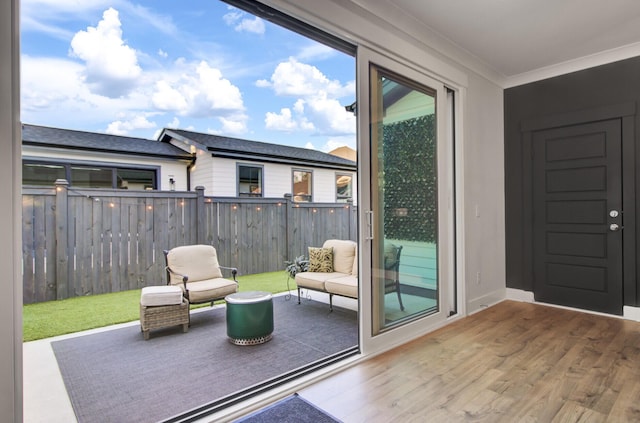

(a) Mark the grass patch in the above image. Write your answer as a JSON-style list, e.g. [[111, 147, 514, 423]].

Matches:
[[23, 271, 294, 342]]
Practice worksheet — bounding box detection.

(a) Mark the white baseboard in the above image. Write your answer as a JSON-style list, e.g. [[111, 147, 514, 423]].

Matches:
[[467, 288, 505, 315], [623, 306, 640, 322], [505, 288, 535, 302], [506, 288, 640, 322]]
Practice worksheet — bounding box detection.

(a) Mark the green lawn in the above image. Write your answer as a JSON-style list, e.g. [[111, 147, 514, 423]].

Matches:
[[23, 271, 295, 342]]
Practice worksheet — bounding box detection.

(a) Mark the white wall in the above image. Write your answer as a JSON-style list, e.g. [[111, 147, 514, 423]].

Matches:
[[1, 0, 20, 421], [265, 0, 506, 316], [461, 73, 506, 313], [23, 146, 190, 191]]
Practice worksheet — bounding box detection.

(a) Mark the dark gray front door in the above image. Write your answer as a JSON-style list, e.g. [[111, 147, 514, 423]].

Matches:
[[532, 119, 623, 314]]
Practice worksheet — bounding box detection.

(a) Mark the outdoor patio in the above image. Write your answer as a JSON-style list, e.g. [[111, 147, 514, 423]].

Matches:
[[23, 291, 359, 423]]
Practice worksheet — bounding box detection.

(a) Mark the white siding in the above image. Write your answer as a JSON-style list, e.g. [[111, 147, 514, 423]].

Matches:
[[191, 152, 215, 194], [264, 162, 291, 198], [209, 157, 237, 196], [314, 168, 342, 202], [208, 157, 357, 202]]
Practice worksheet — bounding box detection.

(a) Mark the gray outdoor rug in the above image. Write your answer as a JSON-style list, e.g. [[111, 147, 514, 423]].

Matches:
[[235, 393, 341, 422], [51, 296, 357, 423]]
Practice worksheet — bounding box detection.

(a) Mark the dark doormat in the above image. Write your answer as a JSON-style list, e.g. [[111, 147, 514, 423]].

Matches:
[[235, 394, 341, 423], [51, 296, 357, 423]]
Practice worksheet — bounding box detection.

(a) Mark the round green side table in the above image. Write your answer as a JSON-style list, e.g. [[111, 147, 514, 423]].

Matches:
[[225, 291, 274, 345]]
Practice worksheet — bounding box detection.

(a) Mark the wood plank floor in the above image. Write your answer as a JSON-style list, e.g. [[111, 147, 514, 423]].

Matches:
[[299, 300, 640, 422]]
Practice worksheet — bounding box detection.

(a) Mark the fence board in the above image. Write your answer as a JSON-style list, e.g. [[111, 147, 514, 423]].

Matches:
[[22, 187, 356, 303], [91, 196, 102, 296], [22, 196, 35, 303]]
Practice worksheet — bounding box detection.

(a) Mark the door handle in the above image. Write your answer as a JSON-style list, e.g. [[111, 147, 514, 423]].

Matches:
[[609, 210, 620, 218], [610, 223, 620, 232], [365, 210, 374, 240]]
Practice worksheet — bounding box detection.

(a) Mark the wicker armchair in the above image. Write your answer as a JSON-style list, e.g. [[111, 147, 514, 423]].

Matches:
[[384, 243, 404, 311], [163, 245, 238, 309]]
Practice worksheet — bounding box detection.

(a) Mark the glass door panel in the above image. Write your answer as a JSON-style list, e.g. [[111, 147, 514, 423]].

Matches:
[[370, 65, 440, 334]]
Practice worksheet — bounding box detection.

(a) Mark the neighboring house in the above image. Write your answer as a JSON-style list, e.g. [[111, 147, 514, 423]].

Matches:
[[328, 146, 356, 162], [159, 128, 357, 203], [22, 124, 193, 191], [21, 124, 357, 204]]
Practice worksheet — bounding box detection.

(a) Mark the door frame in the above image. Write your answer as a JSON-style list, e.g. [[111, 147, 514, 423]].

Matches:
[[520, 102, 637, 310], [357, 45, 461, 355]]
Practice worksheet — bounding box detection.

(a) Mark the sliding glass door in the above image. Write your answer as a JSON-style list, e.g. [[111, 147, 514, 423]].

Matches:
[[358, 47, 455, 350]]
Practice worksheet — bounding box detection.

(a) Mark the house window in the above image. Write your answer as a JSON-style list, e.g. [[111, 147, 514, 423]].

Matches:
[[22, 162, 66, 186], [71, 166, 113, 188], [22, 160, 157, 189], [292, 169, 312, 202], [238, 164, 263, 197], [336, 173, 353, 202]]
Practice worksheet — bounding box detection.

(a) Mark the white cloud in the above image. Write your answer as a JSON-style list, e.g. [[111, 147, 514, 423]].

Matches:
[[297, 43, 336, 61], [219, 116, 248, 135], [158, 49, 168, 58], [106, 115, 156, 135], [21, 55, 157, 136], [151, 61, 246, 123], [70, 8, 142, 97], [152, 80, 188, 111], [303, 93, 355, 135], [21, 56, 86, 113], [235, 16, 265, 34], [265, 108, 297, 131], [267, 57, 350, 98], [167, 117, 180, 128], [223, 9, 265, 35], [260, 57, 356, 137]]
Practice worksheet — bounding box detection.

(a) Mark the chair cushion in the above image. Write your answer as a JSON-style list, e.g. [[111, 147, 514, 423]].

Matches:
[[325, 275, 358, 299], [308, 247, 334, 272], [323, 239, 356, 274], [351, 245, 358, 277], [140, 285, 183, 306], [166, 245, 223, 284], [184, 278, 237, 303]]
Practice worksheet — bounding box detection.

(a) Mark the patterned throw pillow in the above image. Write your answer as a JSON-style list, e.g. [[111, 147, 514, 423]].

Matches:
[[308, 247, 334, 272]]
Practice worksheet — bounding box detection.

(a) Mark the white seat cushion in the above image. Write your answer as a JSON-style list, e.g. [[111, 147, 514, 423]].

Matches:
[[325, 275, 358, 299], [140, 285, 183, 306], [184, 278, 237, 303]]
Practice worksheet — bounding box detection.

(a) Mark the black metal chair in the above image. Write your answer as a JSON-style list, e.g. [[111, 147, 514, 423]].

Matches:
[[384, 244, 404, 311]]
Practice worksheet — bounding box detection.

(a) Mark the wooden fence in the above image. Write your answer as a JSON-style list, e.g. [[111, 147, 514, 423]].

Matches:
[[22, 180, 357, 304]]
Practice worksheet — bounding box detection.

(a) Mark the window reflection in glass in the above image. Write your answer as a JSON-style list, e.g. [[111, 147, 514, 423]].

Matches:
[[336, 173, 352, 202], [293, 169, 312, 202], [238, 165, 263, 197]]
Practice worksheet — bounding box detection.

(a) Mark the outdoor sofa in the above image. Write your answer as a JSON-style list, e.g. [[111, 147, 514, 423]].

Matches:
[[295, 239, 357, 310]]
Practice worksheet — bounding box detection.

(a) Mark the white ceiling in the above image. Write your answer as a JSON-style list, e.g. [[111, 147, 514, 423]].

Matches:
[[356, 0, 640, 84]]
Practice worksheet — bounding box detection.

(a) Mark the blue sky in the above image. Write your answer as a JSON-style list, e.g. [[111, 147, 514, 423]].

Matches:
[[20, 0, 356, 151]]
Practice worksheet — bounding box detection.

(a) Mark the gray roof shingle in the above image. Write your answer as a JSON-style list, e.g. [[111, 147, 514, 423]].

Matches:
[[164, 129, 356, 169], [22, 124, 193, 160]]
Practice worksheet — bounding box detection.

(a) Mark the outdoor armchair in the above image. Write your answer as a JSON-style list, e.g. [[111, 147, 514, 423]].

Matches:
[[163, 244, 238, 307]]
